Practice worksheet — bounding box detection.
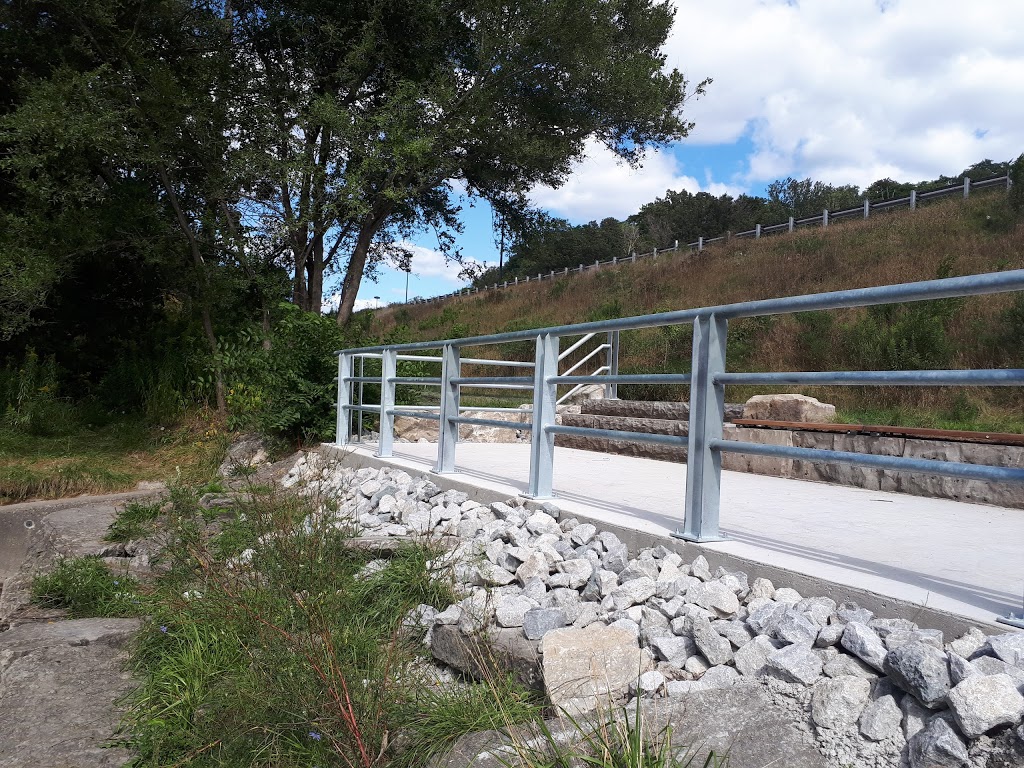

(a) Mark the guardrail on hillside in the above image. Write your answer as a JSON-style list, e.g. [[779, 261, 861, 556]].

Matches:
[[402, 173, 1012, 307], [337, 269, 1024, 627]]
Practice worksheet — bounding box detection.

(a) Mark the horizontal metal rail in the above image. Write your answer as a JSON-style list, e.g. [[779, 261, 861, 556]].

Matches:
[[553, 373, 691, 386], [451, 416, 533, 431], [715, 370, 1024, 386], [547, 424, 687, 447], [713, 440, 1024, 485], [387, 409, 441, 421], [386, 377, 442, 385], [450, 376, 533, 387], [341, 404, 382, 412], [336, 270, 1024, 355]]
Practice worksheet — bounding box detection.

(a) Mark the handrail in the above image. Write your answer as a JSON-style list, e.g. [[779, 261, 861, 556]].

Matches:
[[336, 268, 1024, 629]]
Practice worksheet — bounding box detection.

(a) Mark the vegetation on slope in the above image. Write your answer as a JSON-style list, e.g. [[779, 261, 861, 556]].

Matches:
[[373, 194, 1024, 432]]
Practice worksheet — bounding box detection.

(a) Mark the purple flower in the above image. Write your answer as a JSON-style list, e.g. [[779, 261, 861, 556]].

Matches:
[[309, 731, 322, 741], [113, 580, 119, 586], [160, 625, 168, 633]]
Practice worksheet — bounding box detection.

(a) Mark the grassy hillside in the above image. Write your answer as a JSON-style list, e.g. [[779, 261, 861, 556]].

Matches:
[[370, 193, 1024, 432]]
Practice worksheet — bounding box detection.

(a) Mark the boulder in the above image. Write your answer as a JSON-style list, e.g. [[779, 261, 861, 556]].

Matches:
[[841, 622, 887, 672], [907, 716, 969, 768], [766, 643, 823, 686], [810, 675, 871, 729], [686, 580, 740, 617], [946, 674, 1024, 738], [541, 624, 653, 715], [734, 635, 779, 677], [884, 642, 952, 709], [430, 624, 542, 690], [692, 617, 734, 666], [523, 607, 568, 641], [859, 694, 903, 741], [742, 394, 836, 424]]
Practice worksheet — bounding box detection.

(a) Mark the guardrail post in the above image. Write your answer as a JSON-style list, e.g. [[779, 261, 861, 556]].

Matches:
[[357, 356, 365, 442], [336, 353, 352, 446], [677, 314, 728, 542], [674, 240, 679, 250], [376, 348, 397, 458], [910, 190, 917, 210], [526, 333, 559, 498], [606, 330, 620, 400], [863, 199, 870, 219], [697, 237, 704, 252], [963, 177, 971, 199], [788, 217, 794, 233], [435, 344, 460, 473], [755, 224, 761, 239], [822, 209, 829, 228], [631, 252, 636, 262]]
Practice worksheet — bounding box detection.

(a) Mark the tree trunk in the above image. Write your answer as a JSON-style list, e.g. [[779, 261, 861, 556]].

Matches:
[[308, 227, 324, 312], [201, 305, 227, 413], [336, 223, 373, 326]]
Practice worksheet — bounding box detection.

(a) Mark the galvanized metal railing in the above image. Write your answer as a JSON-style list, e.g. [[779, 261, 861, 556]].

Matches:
[[337, 270, 1024, 622]]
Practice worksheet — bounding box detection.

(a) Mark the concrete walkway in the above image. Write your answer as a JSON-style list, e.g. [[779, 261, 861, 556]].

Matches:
[[339, 441, 1023, 629]]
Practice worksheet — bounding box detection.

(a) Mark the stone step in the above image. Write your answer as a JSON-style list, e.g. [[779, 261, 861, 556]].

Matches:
[[557, 412, 687, 462]]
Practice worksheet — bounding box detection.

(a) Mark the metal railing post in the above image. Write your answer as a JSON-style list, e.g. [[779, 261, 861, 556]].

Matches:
[[910, 190, 917, 210], [697, 237, 704, 252], [526, 333, 559, 498], [755, 224, 761, 239], [964, 177, 971, 198], [822, 209, 829, 228], [376, 348, 397, 458], [357, 356, 365, 442], [677, 314, 728, 542], [435, 344, 460, 473], [788, 216, 794, 233], [863, 199, 870, 219], [606, 330, 620, 400], [336, 353, 352, 446]]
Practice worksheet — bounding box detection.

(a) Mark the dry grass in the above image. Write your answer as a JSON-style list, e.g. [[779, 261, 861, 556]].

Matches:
[[370, 194, 1024, 431], [0, 411, 228, 504]]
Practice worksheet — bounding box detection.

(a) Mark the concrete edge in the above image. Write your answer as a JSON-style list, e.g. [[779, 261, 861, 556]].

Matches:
[[319, 443, 1007, 639]]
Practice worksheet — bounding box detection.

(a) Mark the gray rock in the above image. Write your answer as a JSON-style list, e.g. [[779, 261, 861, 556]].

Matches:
[[581, 568, 618, 602], [748, 577, 775, 601], [602, 542, 630, 573], [650, 634, 696, 665], [631, 670, 667, 697], [946, 674, 1024, 738], [684, 654, 710, 677], [970, 654, 1024, 686], [837, 602, 873, 625], [515, 551, 550, 585], [884, 642, 952, 709], [984, 633, 1024, 667], [687, 580, 740, 617], [766, 643, 824, 686], [815, 622, 845, 648], [494, 595, 538, 628], [476, 561, 517, 587], [541, 624, 652, 716], [869, 617, 918, 638], [841, 621, 887, 671], [773, 587, 802, 606], [570, 523, 597, 545], [692, 617, 734, 666], [557, 558, 594, 589], [609, 617, 641, 637], [434, 604, 462, 625], [774, 609, 820, 646], [714, 619, 754, 649], [523, 607, 568, 640], [902, 695, 930, 741], [608, 576, 658, 611], [746, 601, 786, 635], [690, 555, 712, 581], [907, 716, 969, 768], [859, 694, 903, 741], [700, 665, 741, 689], [734, 635, 779, 677], [431, 624, 542, 690], [810, 675, 871, 729], [947, 653, 976, 686], [947, 627, 986, 659], [823, 654, 879, 680], [522, 576, 547, 602], [619, 559, 660, 583]]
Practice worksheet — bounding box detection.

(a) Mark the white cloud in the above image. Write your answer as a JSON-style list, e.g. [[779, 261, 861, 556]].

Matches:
[[399, 242, 487, 283], [666, 0, 1024, 188], [530, 140, 745, 222]]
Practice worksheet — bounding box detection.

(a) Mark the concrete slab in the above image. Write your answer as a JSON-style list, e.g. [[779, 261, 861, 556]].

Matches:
[[330, 441, 1024, 632]]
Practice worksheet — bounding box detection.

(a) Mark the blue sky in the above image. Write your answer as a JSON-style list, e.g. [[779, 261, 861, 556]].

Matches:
[[345, 0, 1024, 310]]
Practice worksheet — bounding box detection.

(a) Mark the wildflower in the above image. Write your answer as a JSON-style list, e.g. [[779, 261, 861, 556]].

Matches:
[[160, 625, 168, 633], [113, 580, 119, 586], [309, 731, 322, 741]]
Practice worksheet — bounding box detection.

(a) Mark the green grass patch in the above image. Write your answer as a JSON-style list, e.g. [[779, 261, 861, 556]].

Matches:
[[0, 413, 226, 504], [122, 482, 541, 767], [31, 556, 147, 617], [106, 499, 165, 542]]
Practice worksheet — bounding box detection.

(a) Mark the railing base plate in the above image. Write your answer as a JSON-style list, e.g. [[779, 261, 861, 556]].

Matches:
[[519, 492, 556, 501], [671, 529, 729, 544], [996, 614, 1024, 630]]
